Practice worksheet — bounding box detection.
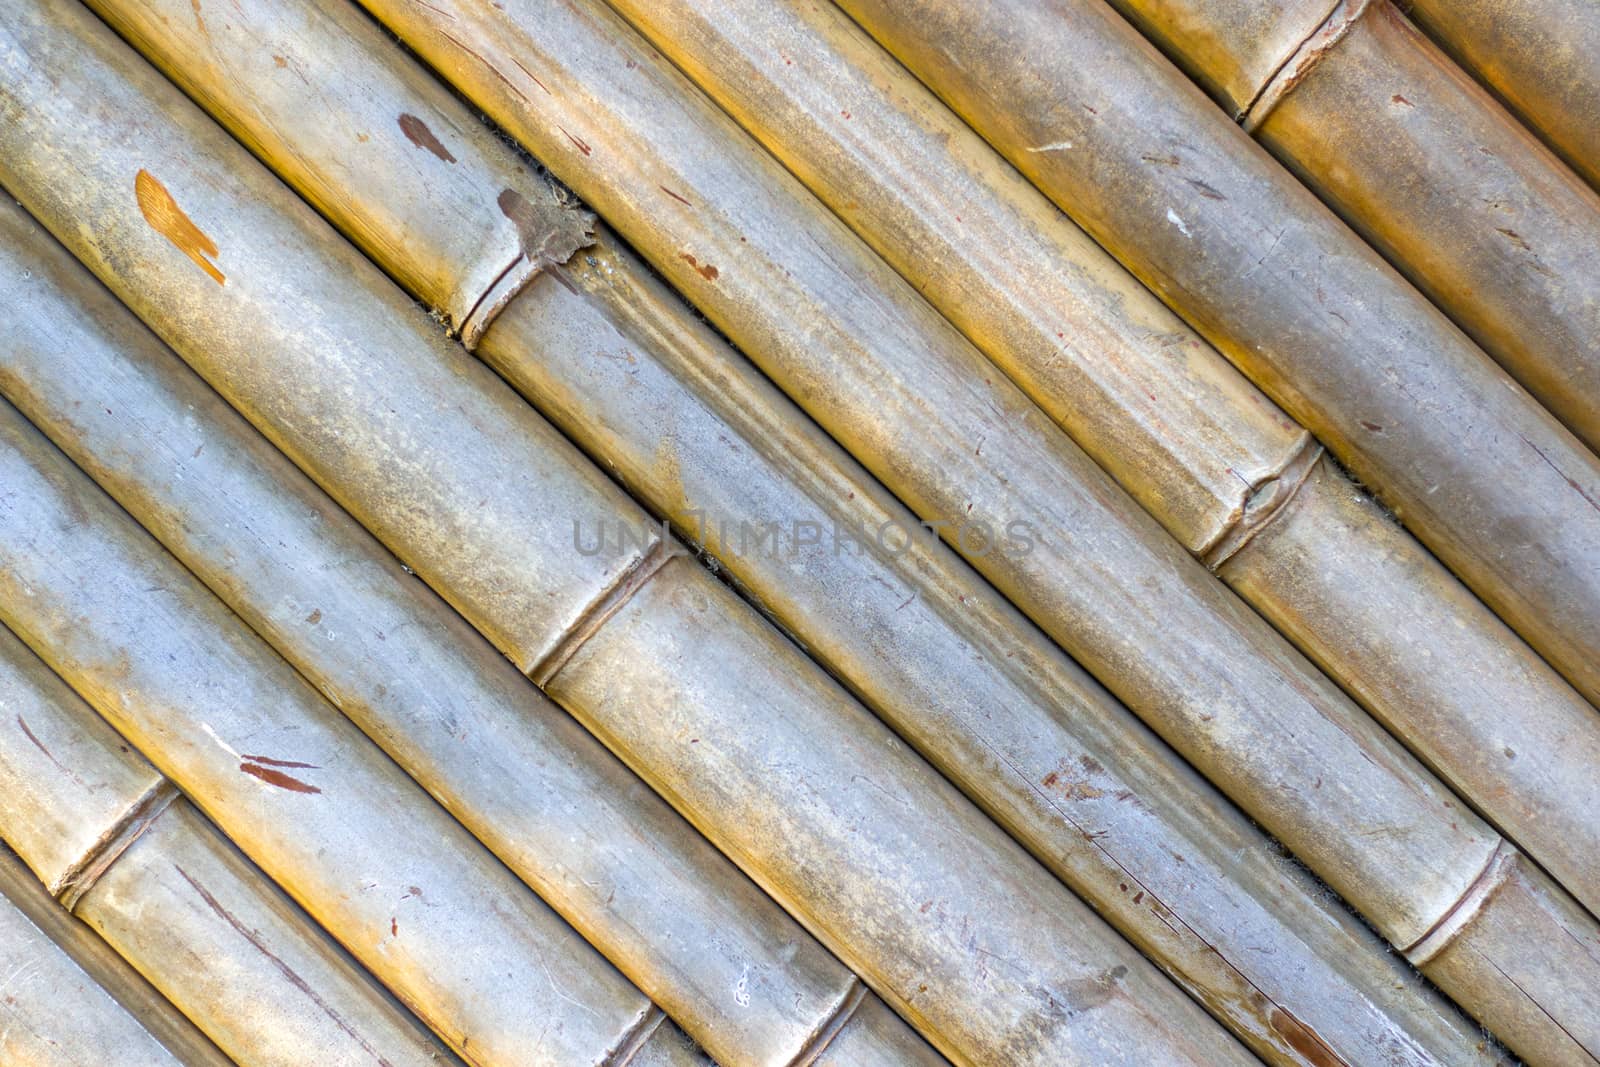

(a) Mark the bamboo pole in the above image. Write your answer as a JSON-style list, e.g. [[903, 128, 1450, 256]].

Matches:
[[306, 0, 1600, 1060], [80, 0, 1529, 1063], [0, 178, 893, 1067], [0, 622, 458, 1067], [1398, 0, 1600, 193], [601, 0, 1600, 932], [0, 5, 1247, 1064], [1106, 0, 1600, 455], [0, 405, 675, 1066], [835, 0, 1600, 712], [0, 847, 214, 1067]]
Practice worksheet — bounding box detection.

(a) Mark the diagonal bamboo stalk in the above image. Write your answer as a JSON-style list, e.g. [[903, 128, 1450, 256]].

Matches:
[[0, 182, 897, 1067], [0, 622, 460, 1067], [306, 0, 1600, 1060], [0, 4, 1249, 1063], [0, 404, 676, 1066], [0, 845, 222, 1067], [834, 0, 1600, 713], [79, 0, 1533, 1063], [1107, 0, 1600, 456], [1396, 0, 1600, 194], [600, 0, 1600, 942]]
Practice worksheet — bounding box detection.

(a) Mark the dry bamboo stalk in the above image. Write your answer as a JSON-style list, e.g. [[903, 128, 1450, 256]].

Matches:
[[0, 157, 884, 1067], [835, 0, 1600, 712], [0, 621, 458, 1067], [0, 405, 671, 1066], [0, 844, 232, 1067], [0, 5, 1247, 1064], [0, 848, 210, 1067], [1108, 0, 1600, 455], [1398, 0, 1600, 193], [602, 0, 1600, 930], [85, 1, 1528, 1063], [321, 0, 1600, 1059]]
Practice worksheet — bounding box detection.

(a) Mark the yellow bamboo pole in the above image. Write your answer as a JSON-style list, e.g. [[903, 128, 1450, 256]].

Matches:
[[0, 622, 459, 1067], [79, 0, 1534, 1063], [0, 843, 233, 1067], [0, 3, 1247, 1062], [0, 172, 900, 1067], [0, 402, 679, 1065], [1107, 0, 1600, 454], [1399, 0, 1600, 193], [328, 0, 1600, 1060], [0, 850, 218, 1067], [836, 0, 1600, 713], [602, 0, 1600, 933]]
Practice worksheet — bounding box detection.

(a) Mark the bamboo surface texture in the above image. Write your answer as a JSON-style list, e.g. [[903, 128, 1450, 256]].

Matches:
[[0, 4, 1253, 1063], [337, 0, 1600, 1060], [0, 160, 896, 1067], [0, 397, 701, 1066], [835, 0, 1600, 712], [601, 0, 1600, 936], [0, 620, 457, 1067], [0, 846, 212, 1067], [80, 0, 1542, 1064], [1108, 0, 1600, 455], [1399, 0, 1600, 193]]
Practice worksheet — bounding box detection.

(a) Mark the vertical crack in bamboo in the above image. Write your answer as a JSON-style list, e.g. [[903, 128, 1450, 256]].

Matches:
[[53, 779, 180, 911]]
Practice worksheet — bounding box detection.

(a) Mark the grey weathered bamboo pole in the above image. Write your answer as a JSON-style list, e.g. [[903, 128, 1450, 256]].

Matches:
[[0, 621, 458, 1067], [601, 0, 1600, 928], [0, 844, 232, 1067], [0, 847, 217, 1067], [318, 0, 1599, 1060], [0, 5, 1249, 1064], [0, 405, 678, 1066], [78, 1, 1528, 1064], [0, 179, 901, 1067], [1398, 0, 1600, 193], [1105, 0, 1600, 454], [835, 0, 1600, 712]]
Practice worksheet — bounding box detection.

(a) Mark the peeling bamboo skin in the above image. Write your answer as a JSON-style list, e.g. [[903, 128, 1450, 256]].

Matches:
[[0, 188, 862, 1067], [1221, 457, 1600, 915], [836, 0, 1600, 710], [0, 409, 655, 1067], [1098, 0, 1341, 116], [489, 243, 1504, 1067], [1399, 0, 1600, 193], [0, 610, 456, 1067], [103, 0, 1502, 1056], [1413, 851, 1600, 1067], [0, 7, 1245, 1064], [0, 862, 195, 1067], [603, 0, 1309, 557], [0, 845, 232, 1067], [357, 0, 1517, 946], [547, 553, 1251, 1067], [596, 0, 1600, 948], [1121, 0, 1600, 455]]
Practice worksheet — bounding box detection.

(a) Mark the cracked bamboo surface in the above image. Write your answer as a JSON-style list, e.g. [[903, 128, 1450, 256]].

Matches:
[[1109, 0, 1600, 457], [0, 847, 211, 1067], [0, 4, 1248, 1063], [336, 0, 1600, 1059], [84, 0, 1528, 1063], [1398, 0, 1600, 194], [0, 167, 878, 1067], [0, 405, 685, 1067], [602, 0, 1600, 937], [835, 0, 1600, 714], [0, 622, 456, 1067]]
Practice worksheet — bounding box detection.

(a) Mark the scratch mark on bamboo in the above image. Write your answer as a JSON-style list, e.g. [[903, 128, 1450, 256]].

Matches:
[[134, 170, 224, 285]]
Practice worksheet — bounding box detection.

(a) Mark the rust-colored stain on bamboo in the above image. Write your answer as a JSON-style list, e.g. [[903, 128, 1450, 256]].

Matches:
[[134, 168, 225, 285]]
